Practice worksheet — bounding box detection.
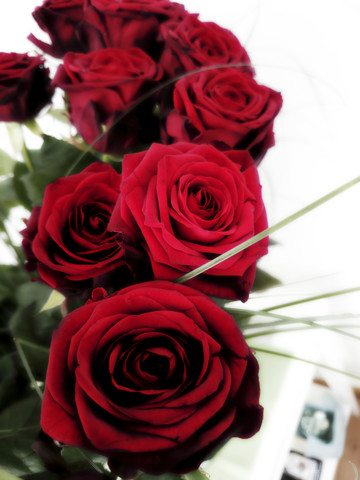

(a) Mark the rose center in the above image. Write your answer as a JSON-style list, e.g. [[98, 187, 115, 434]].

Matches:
[[140, 351, 170, 379], [190, 187, 218, 218]]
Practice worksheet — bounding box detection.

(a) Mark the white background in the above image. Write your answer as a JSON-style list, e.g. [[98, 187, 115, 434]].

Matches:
[[0, 0, 359, 379]]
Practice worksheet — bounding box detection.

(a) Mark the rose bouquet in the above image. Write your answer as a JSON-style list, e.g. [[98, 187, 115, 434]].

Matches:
[[0, 1, 359, 480]]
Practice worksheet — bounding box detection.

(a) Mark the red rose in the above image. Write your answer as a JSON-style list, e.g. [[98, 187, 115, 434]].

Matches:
[[109, 143, 268, 301], [0, 52, 53, 122], [53, 48, 162, 154], [21, 163, 126, 295], [83, 0, 187, 57], [29, 0, 86, 58], [164, 68, 283, 163], [41, 281, 262, 475], [159, 14, 253, 78]]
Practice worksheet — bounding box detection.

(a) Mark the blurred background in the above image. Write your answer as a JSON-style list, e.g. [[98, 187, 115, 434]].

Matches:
[[0, 1, 359, 479]]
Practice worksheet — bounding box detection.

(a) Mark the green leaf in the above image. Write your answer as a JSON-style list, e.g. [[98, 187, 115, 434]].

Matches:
[[20, 473, 60, 480], [39, 290, 65, 313], [183, 470, 210, 480], [47, 109, 70, 125], [61, 447, 108, 473], [12, 282, 52, 314], [13, 162, 32, 210], [16, 136, 98, 206], [137, 474, 183, 480], [0, 150, 15, 175], [31, 135, 97, 177], [24, 120, 43, 137], [0, 178, 18, 221], [0, 437, 44, 476], [0, 355, 18, 412], [252, 268, 281, 292], [0, 265, 29, 303], [0, 468, 23, 480], [6, 124, 23, 156], [0, 396, 40, 432], [18, 171, 51, 206]]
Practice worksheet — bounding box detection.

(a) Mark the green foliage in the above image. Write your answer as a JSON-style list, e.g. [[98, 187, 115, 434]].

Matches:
[[0, 396, 43, 476], [0, 150, 15, 175], [0, 178, 18, 221], [0, 469, 24, 480], [252, 267, 281, 292], [182, 471, 210, 480], [137, 474, 183, 480], [14, 135, 98, 208]]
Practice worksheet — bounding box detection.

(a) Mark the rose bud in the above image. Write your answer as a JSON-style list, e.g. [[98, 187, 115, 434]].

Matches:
[[21, 163, 127, 296], [0, 52, 53, 122], [53, 48, 162, 154], [164, 68, 283, 164], [109, 142, 268, 301], [28, 0, 86, 58], [41, 281, 263, 475]]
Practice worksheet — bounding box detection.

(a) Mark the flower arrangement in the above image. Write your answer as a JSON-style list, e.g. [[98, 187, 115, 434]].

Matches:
[[0, 1, 359, 480]]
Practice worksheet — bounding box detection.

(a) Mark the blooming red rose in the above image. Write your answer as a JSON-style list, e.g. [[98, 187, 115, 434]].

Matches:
[[53, 48, 162, 154], [41, 281, 262, 475], [164, 68, 283, 163], [0, 52, 53, 122], [29, 0, 87, 58], [83, 0, 187, 58], [159, 14, 253, 78], [109, 143, 268, 301], [21, 163, 126, 295]]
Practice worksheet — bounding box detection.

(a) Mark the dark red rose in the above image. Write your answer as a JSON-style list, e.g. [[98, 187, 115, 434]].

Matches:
[[22, 206, 41, 273], [28, 0, 87, 58], [159, 14, 254, 78], [21, 163, 126, 295], [41, 281, 262, 475], [164, 68, 283, 163], [109, 143, 268, 301], [0, 52, 53, 122], [53, 48, 162, 154], [83, 0, 187, 58]]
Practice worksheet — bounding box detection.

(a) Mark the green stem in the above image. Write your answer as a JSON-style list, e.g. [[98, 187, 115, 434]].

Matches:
[[251, 346, 360, 381], [175, 176, 360, 284], [76, 449, 103, 474], [13, 337, 43, 400], [236, 312, 360, 330], [17, 338, 50, 353], [236, 309, 360, 342], [0, 425, 40, 440], [245, 323, 360, 339], [262, 286, 360, 312]]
